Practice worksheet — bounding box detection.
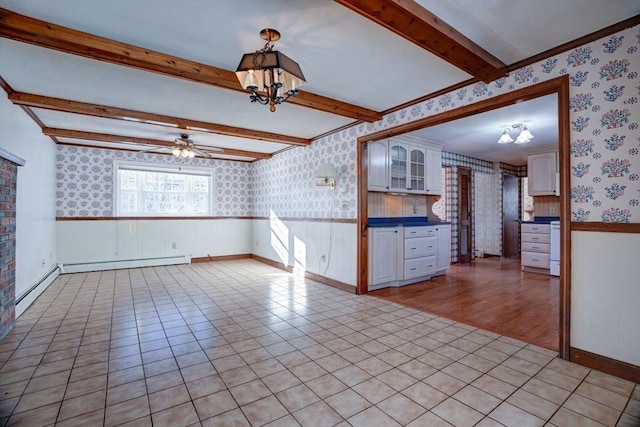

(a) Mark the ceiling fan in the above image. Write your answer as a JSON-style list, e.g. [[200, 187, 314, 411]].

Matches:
[[141, 133, 223, 159]]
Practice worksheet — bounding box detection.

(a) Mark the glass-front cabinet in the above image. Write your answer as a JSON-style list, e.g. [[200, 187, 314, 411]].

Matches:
[[367, 136, 442, 195], [389, 142, 427, 194]]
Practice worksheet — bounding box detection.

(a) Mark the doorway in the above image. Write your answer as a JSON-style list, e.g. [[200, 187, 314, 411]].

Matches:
[[502, 173, 519, 258], [457, 167, 472, 263], [357, 76, 570, 358]]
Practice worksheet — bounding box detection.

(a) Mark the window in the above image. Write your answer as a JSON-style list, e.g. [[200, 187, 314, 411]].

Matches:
[[114, 162, 212, 216]]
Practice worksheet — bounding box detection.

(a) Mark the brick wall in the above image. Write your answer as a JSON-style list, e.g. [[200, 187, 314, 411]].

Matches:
[[0, 157, 18, 340]]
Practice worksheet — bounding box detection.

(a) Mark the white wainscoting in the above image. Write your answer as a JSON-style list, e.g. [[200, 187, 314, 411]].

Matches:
[[252, 218, 357, 287], [571, 231, 640, 366], [0, 91, 58, 299], [57, 218, 252, 268]]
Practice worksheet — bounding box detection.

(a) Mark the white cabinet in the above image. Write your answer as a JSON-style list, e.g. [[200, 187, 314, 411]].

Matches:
[[368, 227, 399, 286], [521, 223, 550, 272], [435, 224, 451, 272], [368, 223, 451, 289], [425, 147, 442, 195], [367, 140, 389, 192], [402, 227, 436, 280], [369, 137, 441, 195], [528, 152, 557, 196]]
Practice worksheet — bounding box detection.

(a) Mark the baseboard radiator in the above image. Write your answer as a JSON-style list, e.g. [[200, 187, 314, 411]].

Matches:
[[16, 265, 60, 317], [59, 254, 191, 274]]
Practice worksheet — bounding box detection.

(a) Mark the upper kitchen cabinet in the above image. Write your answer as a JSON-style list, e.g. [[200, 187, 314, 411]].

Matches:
[[369, 136, 441, 195], [367, 140, 389, 192], [527, 152, 558, 196]]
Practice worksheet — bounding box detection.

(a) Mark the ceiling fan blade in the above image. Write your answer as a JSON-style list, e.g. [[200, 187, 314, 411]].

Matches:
[[194, 144, 224, 153], [137, 145, 172, 154]]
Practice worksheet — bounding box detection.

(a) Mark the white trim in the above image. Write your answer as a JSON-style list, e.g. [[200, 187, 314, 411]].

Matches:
[[16, 266, 60, 317], [59, 255, 191, 274]]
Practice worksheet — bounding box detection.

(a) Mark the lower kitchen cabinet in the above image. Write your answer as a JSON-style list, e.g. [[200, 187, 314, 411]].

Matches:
[[368, 224, 451, 290], [521, 223, 551, 273], [368, 227, 400, 287]]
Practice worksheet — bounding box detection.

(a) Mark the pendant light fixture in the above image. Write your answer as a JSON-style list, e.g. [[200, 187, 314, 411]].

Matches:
[[497, 123, 534, 144], [235, 29, 306, 112]]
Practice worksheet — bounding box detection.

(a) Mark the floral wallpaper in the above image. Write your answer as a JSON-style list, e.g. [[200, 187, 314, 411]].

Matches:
[[251, 135, 357, 219], [55, 146, 252, 217], [57, 25, 639, 224]]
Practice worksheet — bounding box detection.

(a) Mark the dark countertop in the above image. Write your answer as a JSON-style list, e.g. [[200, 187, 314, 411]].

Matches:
[[368, 217, 451, 228], [522, 216, 559, 224]]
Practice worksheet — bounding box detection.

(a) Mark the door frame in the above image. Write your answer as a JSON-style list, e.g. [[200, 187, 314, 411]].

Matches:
[[502, 173, 520, 258], [356, 76, 571, 359], [457, 166, 472, 263]]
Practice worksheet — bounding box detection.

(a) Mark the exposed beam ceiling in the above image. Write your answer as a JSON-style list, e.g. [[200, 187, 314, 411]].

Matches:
[[8, 92, 311, 146], [42, 128, 272, 160], [0, 7, 382, 122], [334, 0, 508, 83]]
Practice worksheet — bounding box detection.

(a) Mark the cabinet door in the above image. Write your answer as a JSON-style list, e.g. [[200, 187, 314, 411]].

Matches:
[[408, 146, 426, 193], [435, 225, 451, 270], [528, 152, 557, 196], [389, 144, 408, 192], [425, 147, 442, 195], [367, 141, 389, 192], [370, 228, 398, 285]]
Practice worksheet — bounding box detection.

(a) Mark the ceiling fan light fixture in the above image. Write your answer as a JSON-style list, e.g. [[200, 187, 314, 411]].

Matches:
[[236, 28, 306, 112]]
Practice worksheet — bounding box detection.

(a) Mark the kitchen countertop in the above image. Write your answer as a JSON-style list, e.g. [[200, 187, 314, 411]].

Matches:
[[521, 216, 559, 224], [368, 217, 451, 228]]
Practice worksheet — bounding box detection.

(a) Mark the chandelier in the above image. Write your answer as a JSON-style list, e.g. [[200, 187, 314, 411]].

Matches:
[[235, 28, 306, 112], [497, 123, 534, 144]]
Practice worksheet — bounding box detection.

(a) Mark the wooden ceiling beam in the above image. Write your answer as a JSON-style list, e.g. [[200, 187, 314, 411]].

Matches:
[[42, 128, 272, 159], [334, 0, 508, 83], [9, 92, 311, 146], [0, 8, 381, 122]]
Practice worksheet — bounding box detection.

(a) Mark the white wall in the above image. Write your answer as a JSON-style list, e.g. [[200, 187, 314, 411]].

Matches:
[[0, 93, 57, 299], [57, 218, 252, 265], [252, 218, 357, 287], [571, 231, 640, 366]]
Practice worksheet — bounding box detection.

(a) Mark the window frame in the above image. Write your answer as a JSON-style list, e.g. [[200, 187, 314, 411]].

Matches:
[[113, 160, 213, 217]]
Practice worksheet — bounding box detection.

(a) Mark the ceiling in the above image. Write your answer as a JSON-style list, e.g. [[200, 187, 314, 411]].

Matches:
[[0, 1, 638, 164]]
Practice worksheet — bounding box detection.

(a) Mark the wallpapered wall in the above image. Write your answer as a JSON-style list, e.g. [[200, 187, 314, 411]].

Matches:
[[55, 147, 252, 217], [57, 25, 639, 224], [251, 25, 639, 224]]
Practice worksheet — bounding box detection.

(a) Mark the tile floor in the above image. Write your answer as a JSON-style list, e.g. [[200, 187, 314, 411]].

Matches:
[[0, 259, 638, 427]]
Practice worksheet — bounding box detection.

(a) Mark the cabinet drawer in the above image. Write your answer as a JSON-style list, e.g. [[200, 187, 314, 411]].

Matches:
[[404, 226, 435, 238], [521, 242, 550, 253], [522, 233, 550, 244], [404, 237, 436, 259], [521, 252, 550, 269], [404, 256, 436, 279], [521, 223, 549, 234]]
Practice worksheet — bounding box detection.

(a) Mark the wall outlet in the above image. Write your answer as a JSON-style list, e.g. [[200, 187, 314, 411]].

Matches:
[[256, 240, 259, 247], [321, 254, 326, 262], [171, 242, 177, 249], [549, 206, 556, 214]]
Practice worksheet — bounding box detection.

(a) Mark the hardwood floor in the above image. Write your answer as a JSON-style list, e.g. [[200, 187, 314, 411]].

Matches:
[[369, 257, 560, 351]]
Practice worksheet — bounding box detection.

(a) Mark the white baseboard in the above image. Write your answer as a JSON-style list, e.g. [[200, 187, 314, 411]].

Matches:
[[16, 266, 60, 317], [59, 255, 191, 274]]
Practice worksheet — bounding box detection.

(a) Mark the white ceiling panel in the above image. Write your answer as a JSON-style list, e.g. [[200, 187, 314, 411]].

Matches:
[[0, 39, 352, 138], [32, 109, 290, 154], [416, 0, 640, 64], [0, 0, 472, 111], [56, 139, 252, 162], [408, 94, 559, 166]]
